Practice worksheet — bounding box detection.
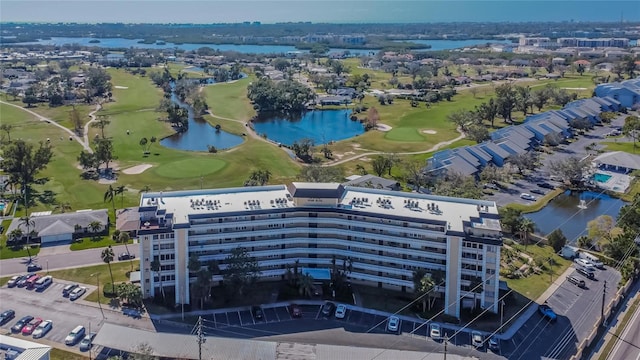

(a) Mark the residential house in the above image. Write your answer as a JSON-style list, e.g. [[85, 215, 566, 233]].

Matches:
[[593, 152, 640, 174], [595, 78, 640, 108], [6, 209, 109, 244]]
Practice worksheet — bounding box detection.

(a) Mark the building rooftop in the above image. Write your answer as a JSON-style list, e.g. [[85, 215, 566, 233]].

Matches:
[[593, 151, 640, 171], [139, 184, 500, 235], [0, 335, 51, 360], [6, 209, 108, 237]]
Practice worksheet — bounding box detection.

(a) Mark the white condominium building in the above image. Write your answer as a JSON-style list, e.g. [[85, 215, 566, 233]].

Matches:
[[137, 183, 503, 317]]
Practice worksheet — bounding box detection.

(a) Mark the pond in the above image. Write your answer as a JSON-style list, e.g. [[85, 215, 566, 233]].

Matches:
[[524, 190, 626, 243], [251, 109, 364, 146], [159, 84, 244, 152]]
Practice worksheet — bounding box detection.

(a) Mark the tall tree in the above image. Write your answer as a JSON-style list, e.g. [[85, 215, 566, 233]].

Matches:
[[20, 216, 36, 262], [518, 218, 535, 249], [548, 156, 589, 186], [495, 83, 517, 123], [91, 116, 111, 139], [101, 245, 115, 290], [223, 247, 260, 297], [94, 138, 117, 171], [0, 124, 14, 143], [547, 229, 567, 253], [476, 98, 498, 127], [115, 185, 127, 208], [499, 207, 523, 234], [104, 184, 117, 213], [622, 115, 640, 149]]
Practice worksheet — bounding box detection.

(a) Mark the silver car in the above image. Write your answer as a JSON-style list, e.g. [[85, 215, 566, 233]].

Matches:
[[32, 320, 53, 339]]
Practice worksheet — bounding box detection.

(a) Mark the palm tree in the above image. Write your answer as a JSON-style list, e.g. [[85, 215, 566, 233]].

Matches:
[[104, 185, 116, 213], [118, 232, 133, 271], [297, 273, 315, 298], [139, 185, 151, 194], [150, 258, 165, 301], [518, 218, 535, 250], [89, 221, 102, 237], [20, 216, 35, 262], [115, 185, 127, 209], [469, 276, 484, 310], [101, 245, 115, 290], [8, 228, 23, 245], [413, 269, 436, 312]]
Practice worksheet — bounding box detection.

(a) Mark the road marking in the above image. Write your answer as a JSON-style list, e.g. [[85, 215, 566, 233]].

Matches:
[[250, 310, 255, 325], [315, 307, 323, 320], [274, 308, 280, 322], [212, 313, 217, 328]]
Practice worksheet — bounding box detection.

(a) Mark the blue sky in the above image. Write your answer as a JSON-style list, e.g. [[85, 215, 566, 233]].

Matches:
[[1, 1, 639, 23]]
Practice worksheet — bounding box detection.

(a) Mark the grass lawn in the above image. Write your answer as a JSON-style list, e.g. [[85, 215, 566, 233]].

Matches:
[[47, 261, 138, 303], [0, 94, 93, 132], [601, 141, 639, 154], [1, 217, 42, 260], [356, 285, 415, 316], [503, 243, 572, 300], [51, 348, 88, 360], [203, 76, 256, 121]]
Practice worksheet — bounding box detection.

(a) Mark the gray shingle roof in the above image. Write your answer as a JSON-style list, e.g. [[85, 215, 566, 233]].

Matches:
[[593, 151, 640, 171], [6, 209, 109, 236], [342, 174, 400, 190]]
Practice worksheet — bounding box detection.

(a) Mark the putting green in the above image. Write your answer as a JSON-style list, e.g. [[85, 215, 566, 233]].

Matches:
[[153, 158, 227, 179], [384, 127, 425, 142]]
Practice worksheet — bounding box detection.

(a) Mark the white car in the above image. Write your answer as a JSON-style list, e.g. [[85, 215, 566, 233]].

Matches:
[[69, 286, 87, 301], [387, 316, 400, 333], [430, 323, 442, 340], [32, 320, 53, 339], [472, 330, 485, 348], [520, 193, 536, 201], [334, 304, 347, 319], [575, 258, 595, 270]]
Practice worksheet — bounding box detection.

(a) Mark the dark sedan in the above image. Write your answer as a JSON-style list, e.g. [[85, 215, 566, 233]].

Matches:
[[0, 310, 16, 325], [11, 315, 34, 333]]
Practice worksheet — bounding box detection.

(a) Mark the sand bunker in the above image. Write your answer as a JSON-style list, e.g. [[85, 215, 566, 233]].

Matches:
[[377, 123, 392, 132], [114, 86, 128, 89], [422, 129, 438, 134], [122, 164, 153, 175]]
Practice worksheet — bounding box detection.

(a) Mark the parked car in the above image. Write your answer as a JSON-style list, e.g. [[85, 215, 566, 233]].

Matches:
[[22, 318, 43, 335], [430, 323, 442, 340], [537, 182, 555, 189], [567, 275, 586, 288], [25, 274, 41, 289], [520, 193, 536, 201], [538, 304, 557, 322], [531, 188, 546, 195], [321, 302, 336, 317], [63, 284, 79, 297], [16, 276, 30, 288], [79, 332, 97, 351], [7, 275, 26, 288], [576, 267, 596, 280], [471, 331, 484, 348], [574, 258, 594, 268], [483, 183, 499, 190], [27, 263, 42, 272], [289, 304, 302, 318], [386, 316, 400, 333], [488, 337, 500, 352], [251, 306, 263, 320], [334, 304, 347, 319], [0, 310, 16, 325], [32, 320, 53, 339], [65, 325, 86, 345], [118, 252, 135, 261], [35, 276, 53, 291], [69, 287, 87, 301], [11, 315, 34, 333]]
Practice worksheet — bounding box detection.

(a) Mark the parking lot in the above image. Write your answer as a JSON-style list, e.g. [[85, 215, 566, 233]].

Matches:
[[192, 302, 505, 358], [0, 277, 154, 356], [503, 264, 621, 360]]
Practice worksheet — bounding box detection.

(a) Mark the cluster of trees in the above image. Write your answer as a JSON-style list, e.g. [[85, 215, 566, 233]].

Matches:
[[244, 169, 272, 186], [77, 116, 117, 177], [205, 63, 243, 83], [448, 83, 578, 143], [247, 78, 315, 113], [623, 115, 640, 149]]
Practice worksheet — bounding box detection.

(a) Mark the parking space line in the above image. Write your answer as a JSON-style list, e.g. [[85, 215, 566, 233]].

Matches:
[[315, 307, 322, 320], [238, 311, 243, 326], [250, 310, 255, 325], [274, 308, 280, 322], [212, 313, 217, 328], [225, 312, 230, 326]]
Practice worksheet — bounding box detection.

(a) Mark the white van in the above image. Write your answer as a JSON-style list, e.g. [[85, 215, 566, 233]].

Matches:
[[35, 275, 53, 290], [575, 258, 596, 271], [579, 252, 604, 269]]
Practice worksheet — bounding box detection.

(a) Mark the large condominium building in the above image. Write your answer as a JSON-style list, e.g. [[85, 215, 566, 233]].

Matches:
[[137, 183, 503, 317]]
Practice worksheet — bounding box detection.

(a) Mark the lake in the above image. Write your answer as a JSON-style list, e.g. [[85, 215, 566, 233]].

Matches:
[[524, 190, 626, 243], [252, 109, 364, 146], [6, 36, 515, 54], [160, 83, 244, 152]]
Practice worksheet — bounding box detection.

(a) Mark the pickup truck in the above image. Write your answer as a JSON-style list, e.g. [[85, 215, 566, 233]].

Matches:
[[538, 304, 557, 322]]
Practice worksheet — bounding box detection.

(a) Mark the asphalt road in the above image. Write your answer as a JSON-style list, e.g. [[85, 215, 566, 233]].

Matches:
[[609, 297, 640, 360], [502, 264, 621, 360], [0, 243, 138, 276]]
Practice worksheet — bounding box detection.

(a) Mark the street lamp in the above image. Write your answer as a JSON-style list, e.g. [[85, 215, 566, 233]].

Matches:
[[500, 300, 505, 333], [91, 273, 105, 320]]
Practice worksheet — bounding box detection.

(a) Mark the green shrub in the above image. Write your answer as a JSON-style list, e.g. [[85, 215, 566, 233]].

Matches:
[[103, 282, 117, 297]]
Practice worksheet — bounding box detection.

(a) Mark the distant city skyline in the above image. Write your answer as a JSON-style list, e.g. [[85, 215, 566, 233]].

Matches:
[[1, 1, 639, 24]]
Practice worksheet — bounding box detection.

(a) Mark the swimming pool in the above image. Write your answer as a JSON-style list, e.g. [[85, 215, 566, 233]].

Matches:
[[593, 173, 612, 183]]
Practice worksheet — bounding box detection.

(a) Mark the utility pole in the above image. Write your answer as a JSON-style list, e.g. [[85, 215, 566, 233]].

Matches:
[[444, 334, 448, 360], [196, 316, 206, 360], [601, 280, 607, 326], [500, 300, 505, 333]]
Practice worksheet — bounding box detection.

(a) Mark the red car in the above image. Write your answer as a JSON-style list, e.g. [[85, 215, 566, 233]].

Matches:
[[22, 318, 43, 335], [289, 304, 302, 318]]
